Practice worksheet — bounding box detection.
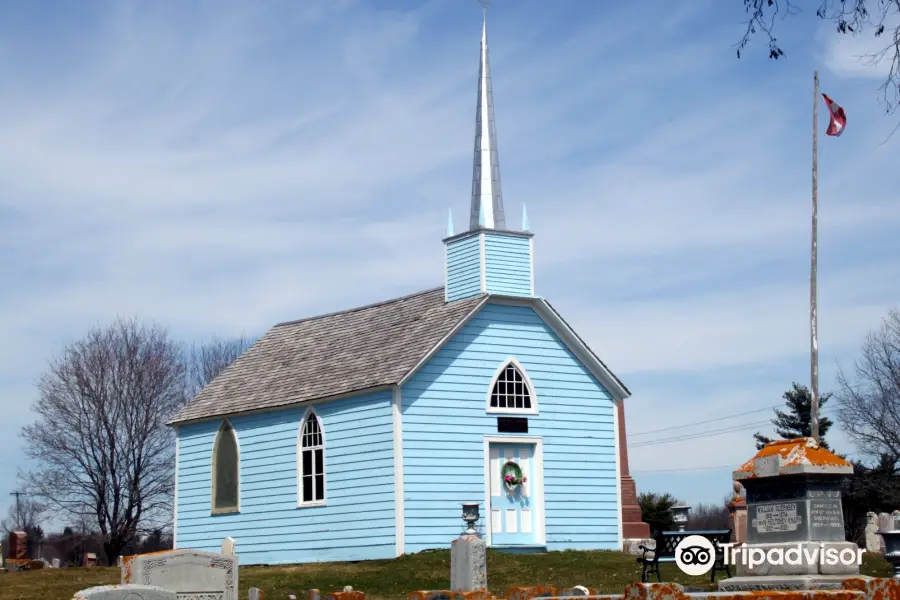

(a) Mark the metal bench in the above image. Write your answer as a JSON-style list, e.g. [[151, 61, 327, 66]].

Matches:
[[637, 529, 732, 583]]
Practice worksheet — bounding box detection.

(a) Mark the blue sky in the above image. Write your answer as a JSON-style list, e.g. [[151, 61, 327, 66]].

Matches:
[[1, 0, 898, 527]]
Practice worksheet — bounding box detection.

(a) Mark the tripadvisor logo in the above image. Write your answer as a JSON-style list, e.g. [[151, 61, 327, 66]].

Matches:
[[674, 536, 864, 576], [674, 536, 717, 576]]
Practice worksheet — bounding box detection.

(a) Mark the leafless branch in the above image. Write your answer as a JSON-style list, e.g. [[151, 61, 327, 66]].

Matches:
[[737, 0, 900, 126], [836, 308, 900, 461], [19, 317, 185, 564], [184, 334, 255, 401]]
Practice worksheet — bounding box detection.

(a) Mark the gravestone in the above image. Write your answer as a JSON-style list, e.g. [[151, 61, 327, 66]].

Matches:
[[72, 584, 176, 600], [52, 557, 61, 568], [450, 532, 487, 592], [718, 438, 861, 592], [728, 481, 748, 546], [878, 512, 896, 533], [221, 537, 236, 556], [8, 531, 27, 559], [122, 549, 238, 600], [248, 588, 263, 600], [865, 513, 883, 553]]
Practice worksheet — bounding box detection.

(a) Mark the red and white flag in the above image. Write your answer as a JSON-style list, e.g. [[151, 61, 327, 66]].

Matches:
[[821, 93, 846, 136]]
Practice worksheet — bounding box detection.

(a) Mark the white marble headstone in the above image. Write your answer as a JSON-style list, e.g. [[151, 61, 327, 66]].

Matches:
[[122, 549, 238, 600], [865, 511, 883, 553], [221, 537, 236, 556], [73, 584, 176, 600]]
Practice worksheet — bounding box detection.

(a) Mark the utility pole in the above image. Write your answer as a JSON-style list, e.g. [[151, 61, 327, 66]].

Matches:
[[9, 491, 24, 529]]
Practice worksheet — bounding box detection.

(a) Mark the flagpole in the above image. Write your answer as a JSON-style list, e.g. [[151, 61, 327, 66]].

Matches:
[[810, 70, 820, 443]]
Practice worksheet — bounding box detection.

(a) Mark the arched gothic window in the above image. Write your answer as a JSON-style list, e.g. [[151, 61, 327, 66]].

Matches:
[[299, 411, 325, 505], [211, 420, 239, 514], [487, 359, 536, 413]]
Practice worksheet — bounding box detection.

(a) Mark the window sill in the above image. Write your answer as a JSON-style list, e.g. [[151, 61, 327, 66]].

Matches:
[[298, 500, 326, 509], [487, 408, 537, 416], [211, 507, 240, 516]]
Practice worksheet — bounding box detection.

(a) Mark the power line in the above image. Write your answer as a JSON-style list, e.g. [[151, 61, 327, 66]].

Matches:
[[629, 382, 861, 439], [632, 464, 736, 474], [629, 407, 841, 449], [631, 420, 774, 448], [10, 490, 24, 529], [630, 404, 782, 437]]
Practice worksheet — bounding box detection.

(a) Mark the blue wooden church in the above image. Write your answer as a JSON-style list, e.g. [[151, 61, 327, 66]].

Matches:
[[169, 16, 636, 565]]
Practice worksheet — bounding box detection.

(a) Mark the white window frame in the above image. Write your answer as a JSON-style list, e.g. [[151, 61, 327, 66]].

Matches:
[[297, 408, 327, 507], [485, 356, 538, 415], [211, 419, 241, 515]]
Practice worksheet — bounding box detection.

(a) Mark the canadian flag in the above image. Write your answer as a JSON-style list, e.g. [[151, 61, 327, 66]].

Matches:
[[821, 93, 847, 137]]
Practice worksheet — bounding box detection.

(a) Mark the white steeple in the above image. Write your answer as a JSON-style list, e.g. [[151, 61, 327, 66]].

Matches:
[[469, 11, 506, 231]]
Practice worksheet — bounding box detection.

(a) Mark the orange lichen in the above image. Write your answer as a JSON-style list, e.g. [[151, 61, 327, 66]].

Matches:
[[408, 591, 455, 600], [326, 592, 366, 600], [456, 590, 495, 600], [624, 582, 689, 600], [735, 437, 851, 477], [843, 576, 900, 600], [506, 586, 559, 600]]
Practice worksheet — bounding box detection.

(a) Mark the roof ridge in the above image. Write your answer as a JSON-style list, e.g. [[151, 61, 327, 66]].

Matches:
[[273, 285, 444, 328]]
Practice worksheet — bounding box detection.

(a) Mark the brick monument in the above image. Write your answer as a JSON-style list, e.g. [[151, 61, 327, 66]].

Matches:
[[618, 401, 651, 554]]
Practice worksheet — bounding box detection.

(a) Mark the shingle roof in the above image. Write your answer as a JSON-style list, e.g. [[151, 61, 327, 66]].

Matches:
[[168, 287, 486, 425]]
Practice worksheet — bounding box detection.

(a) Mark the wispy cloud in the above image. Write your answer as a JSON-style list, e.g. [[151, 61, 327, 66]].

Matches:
[[1, 0, 897, 516]]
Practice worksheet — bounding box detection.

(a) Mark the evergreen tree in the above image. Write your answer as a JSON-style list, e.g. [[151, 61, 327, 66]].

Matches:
[[638, 492, 678, 536], [753, 382, 833, 450]]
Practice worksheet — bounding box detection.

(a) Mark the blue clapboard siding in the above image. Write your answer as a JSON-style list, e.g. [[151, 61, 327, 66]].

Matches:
[[401, 302, 618, 553], [175, 390, 395, 565], [483, 232, 532, 297], [445, 233, 482, 301]]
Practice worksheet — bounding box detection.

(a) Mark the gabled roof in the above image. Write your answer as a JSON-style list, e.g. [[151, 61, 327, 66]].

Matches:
[[168, 288, 630, 426], [168, 288, 487, 425]]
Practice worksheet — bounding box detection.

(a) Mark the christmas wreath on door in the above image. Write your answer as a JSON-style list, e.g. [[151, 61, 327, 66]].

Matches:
[[502, 460, 527, 490]]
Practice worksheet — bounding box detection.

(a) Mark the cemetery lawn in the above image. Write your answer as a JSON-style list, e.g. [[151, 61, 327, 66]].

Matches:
[[0, 549, 894, 600]]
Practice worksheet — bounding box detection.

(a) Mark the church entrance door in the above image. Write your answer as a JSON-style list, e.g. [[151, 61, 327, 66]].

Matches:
[[486, 440, 542, 546]]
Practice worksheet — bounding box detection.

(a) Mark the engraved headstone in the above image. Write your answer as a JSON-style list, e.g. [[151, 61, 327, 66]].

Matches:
[[248, 587, 263, 600], [52, 557, 61, 568], [121, 549, 238, 600], [742, 467, 847, 544], [719, 438, 858, 591], [72, 584, 176, 600]]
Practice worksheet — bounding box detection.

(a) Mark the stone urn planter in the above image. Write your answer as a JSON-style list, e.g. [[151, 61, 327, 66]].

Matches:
[[879, 528, 900, 580], [671, 505, 691, 532]]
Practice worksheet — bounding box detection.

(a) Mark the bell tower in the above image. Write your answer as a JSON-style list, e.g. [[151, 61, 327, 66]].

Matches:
[[444, 13, 534, 302]]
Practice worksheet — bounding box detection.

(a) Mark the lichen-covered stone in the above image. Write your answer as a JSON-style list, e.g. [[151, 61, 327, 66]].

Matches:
[[325, 591, 365, 600], [843, 576, 900, 600]]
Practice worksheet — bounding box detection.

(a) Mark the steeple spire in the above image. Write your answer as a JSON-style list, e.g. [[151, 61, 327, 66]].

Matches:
[[470, 10, 506, 231]]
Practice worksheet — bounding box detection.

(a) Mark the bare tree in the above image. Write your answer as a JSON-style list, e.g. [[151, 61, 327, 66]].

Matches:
[[736, 0, 900, 127], [19, 317, 186, 565], [184, 334, 254, 400], [687, 498, 733, 530], [836, 308, 900, 461], [1, 497, 45, 534]]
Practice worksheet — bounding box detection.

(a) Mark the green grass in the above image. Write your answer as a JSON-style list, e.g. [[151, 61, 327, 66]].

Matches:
[[0, 549, 893, 600]]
